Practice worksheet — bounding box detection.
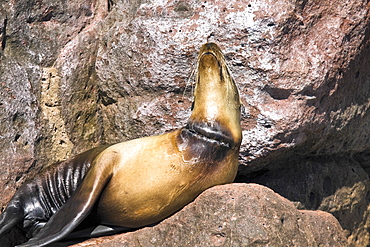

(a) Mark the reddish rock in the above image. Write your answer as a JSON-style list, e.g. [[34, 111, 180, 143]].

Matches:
[[0, 0, 369, 246], [248, 157, 370, 247], [67, 184, 348, 247]]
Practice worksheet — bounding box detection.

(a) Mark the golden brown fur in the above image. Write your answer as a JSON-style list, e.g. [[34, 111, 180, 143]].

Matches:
[[0, 43, 242, 247]]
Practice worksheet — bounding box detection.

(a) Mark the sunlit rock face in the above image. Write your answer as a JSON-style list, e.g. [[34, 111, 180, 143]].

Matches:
[[0, 0, 369, 246]]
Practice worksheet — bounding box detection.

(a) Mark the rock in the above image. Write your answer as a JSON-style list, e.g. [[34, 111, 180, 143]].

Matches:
[[63, 184, 347, 247], [0, 0, 109, 208], [0, 0, 369, 246], [247, 157, 370, 247]]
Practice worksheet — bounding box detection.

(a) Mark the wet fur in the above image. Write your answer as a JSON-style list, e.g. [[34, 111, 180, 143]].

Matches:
[[0, 146, 110, 239]]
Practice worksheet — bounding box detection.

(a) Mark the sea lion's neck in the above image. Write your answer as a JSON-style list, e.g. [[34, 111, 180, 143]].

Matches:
[[184, 121, 236, 149], [187, 43, 242, 148]]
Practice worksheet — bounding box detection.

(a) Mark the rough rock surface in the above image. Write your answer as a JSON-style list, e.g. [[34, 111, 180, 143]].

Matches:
[[248, 157, 370, 247], [0, 0, 369, 246], [62, 184, 347, 247]]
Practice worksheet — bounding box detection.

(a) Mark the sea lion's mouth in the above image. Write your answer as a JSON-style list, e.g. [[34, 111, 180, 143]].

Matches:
[[203, 51, 215, 56]]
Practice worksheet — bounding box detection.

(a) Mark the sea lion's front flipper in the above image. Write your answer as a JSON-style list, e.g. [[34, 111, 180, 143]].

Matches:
[[17, 154, 115, 247]]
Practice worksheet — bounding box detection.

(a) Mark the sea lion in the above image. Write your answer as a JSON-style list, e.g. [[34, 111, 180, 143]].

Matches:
[[0, 42, 242, 247]]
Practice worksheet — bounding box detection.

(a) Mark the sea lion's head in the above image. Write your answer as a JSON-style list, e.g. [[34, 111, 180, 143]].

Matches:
[[189, 43, 242, 148]]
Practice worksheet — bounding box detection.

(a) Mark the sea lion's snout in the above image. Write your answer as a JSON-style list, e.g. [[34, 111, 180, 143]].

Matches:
[[200, 42, 222, 54], [199, 53, 218, 68], [198, 53, 222, 83]]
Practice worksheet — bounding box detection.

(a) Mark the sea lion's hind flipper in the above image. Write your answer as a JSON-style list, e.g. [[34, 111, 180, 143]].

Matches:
[[0, 205, 24, 238], [16, 154, 115, 247]]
